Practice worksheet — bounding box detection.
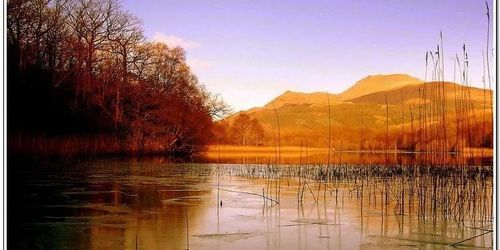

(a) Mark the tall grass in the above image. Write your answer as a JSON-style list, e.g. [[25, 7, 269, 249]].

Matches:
[[208, 162, 492, 227]]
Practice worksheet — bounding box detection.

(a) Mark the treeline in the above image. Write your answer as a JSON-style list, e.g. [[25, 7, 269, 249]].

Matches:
[[7, 0, 229, 156], [213, 113, 265, 146]]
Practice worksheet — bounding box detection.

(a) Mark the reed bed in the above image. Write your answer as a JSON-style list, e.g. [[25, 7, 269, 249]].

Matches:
[[85, 159, 492, 229], [218, 163, 490, 220]]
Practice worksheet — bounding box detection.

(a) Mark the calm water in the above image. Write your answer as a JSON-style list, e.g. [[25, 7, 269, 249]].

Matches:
[[10, 157, 493, 249]]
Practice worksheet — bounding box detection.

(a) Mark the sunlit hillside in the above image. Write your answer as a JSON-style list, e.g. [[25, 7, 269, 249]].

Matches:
[[338, 74, 423, 100], [219, 74, 493, 150], [261, 91, 340, 109]]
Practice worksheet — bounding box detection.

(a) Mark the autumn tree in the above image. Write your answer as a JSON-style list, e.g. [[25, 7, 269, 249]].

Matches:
[[230, 113, 265, 145], [7, 0, 230, 156], [211, 120, 231, 144], [249, 119, 265, 146]]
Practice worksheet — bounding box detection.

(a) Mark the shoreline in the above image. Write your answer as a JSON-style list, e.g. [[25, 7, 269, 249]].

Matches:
[[205, 145, 494, 156]]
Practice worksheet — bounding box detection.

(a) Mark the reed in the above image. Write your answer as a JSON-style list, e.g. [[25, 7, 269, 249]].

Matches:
[[185, 207, 189, 250], [208, 162, 492, 226]]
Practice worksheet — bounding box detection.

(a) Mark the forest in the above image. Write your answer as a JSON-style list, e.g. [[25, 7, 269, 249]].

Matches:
[[7, 0, 230, 156]]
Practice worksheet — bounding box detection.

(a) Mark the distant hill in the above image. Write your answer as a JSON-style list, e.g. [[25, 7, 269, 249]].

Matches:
[[220, 74, 493, 150], [339, 74, 423, 100], [262, 91, 339, 109]]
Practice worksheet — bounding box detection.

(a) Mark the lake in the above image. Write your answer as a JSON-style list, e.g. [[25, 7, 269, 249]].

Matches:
[[9, 155, 493, 249]]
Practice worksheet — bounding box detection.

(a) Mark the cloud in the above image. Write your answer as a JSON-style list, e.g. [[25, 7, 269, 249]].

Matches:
[[151, 32, 200, 49], [187, 58, 213, 72]]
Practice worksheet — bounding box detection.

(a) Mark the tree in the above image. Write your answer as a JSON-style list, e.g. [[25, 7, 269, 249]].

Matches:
[[230, 113, 265, 145], [7, 0, 225, 156], [65, 0, 120, 107], [211, 120, 231, 144], [202, 91, 232, 119], [249, 118, 264, 146], [105, 8, 143, 129]]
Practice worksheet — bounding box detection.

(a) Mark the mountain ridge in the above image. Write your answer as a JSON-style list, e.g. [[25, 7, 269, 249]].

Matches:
[[243, 74, 425, 112], [218, 74, 492, 149], [338, 74, 423, 100]]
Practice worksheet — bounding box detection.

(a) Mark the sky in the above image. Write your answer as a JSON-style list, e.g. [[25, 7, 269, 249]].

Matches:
[[122, 0, 494, 111]]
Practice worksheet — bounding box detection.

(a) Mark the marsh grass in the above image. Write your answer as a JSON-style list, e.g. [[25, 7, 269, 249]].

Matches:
[[206, 162, 493, 225]]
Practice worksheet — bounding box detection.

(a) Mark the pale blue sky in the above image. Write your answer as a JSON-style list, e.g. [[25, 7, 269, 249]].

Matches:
[[122, 0, 493, 111]]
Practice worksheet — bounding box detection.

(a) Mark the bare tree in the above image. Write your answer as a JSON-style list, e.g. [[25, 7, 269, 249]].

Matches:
[[7, 0, 229, 155], [106, 9, 143, 128], [65, 0, 120, 106], [202, 91, 232, 119], [230, 113, 264, 145]]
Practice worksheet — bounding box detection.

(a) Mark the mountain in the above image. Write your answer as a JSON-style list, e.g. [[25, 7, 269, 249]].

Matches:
[[339, 74, 423, 100], [349, 81, 489, 105], [219, 74, 493, 150], [262, 91, 340, 109]]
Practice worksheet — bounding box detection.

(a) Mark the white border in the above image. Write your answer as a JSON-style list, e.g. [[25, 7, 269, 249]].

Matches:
[[493, 0, 497, 247]]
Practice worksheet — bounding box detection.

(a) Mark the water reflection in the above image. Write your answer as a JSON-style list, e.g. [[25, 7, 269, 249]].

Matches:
[[10, 159, 493, 249]]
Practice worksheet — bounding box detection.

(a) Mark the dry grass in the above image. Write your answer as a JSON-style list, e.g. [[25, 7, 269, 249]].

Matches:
[[205, 145, 328, 156], [206, 145, 492, 156]]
